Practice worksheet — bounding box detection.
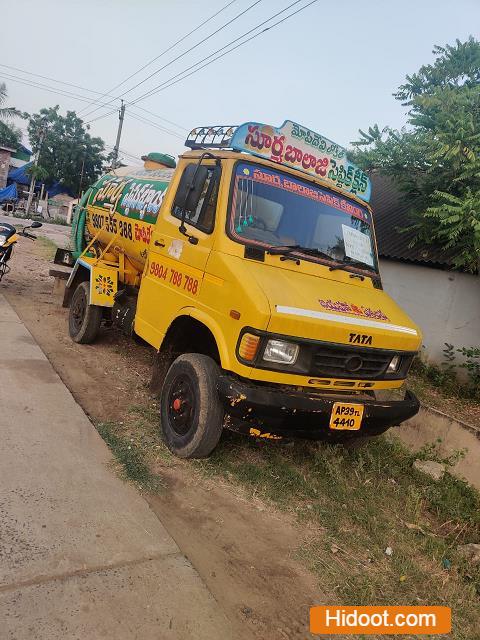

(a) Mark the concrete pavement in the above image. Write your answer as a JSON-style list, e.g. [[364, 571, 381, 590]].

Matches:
[[0, 293, 233, 639]]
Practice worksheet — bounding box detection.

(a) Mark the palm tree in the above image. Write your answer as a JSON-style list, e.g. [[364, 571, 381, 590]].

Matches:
[[0, 83, 22, 148]]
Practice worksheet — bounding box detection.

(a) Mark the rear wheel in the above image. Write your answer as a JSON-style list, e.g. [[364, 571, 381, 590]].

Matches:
[[68, 281, 102, 344], [160, 353, 224, 458]]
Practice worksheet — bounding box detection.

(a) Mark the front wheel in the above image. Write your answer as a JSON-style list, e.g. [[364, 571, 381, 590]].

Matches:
[[160, 353, 224, 458], [68, 280, 102, 344]]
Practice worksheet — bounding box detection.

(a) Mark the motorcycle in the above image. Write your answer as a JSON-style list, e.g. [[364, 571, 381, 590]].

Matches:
[[0, 221, 43, 282]]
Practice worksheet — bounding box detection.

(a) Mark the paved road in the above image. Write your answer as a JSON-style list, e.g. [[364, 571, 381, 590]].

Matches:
[[0, 213, 70, 247], [0, 293, 233, 639]]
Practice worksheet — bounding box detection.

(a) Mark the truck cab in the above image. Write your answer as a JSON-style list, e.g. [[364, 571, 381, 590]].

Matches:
[[65, 121, 422, 458]]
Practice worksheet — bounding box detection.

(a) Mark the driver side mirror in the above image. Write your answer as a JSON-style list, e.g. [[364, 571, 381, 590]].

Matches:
[[31, 221, 42, 229], [172, 164, 209, 214]]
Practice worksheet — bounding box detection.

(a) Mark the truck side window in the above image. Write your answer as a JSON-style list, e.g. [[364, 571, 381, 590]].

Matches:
[[172, 166, 219, 233]]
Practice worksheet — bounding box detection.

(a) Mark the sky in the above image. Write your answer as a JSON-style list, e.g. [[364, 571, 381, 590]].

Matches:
[[1, 0, 479, 166]]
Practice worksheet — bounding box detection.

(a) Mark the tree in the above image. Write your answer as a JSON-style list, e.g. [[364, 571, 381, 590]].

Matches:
[[0, 83, 23, 149], [350, 37, 480, 272], [27, 106, 106, 196]]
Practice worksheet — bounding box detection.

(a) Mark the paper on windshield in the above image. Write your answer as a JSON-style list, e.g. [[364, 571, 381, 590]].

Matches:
[[341, 225, 374, 266]]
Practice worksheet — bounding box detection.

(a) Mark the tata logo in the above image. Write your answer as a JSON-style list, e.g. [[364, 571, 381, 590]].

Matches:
[[349, 333, 372, 345]]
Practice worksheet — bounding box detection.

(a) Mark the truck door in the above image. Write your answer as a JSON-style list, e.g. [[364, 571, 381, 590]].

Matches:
[[135, 162, 220, 348]]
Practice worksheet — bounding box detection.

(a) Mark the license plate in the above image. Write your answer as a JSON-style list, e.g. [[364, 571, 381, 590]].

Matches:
[[329, 402, 364, 430]]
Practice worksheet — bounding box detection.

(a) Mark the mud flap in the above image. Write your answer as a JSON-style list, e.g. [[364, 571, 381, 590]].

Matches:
[[90, 265, 118, 307], [54, 248, 75, 267]]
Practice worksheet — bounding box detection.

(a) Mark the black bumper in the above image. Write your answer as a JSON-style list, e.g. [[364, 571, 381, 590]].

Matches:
[[217, 375, 420, 441]]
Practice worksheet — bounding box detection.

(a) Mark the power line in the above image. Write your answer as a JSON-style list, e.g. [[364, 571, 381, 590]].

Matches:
[[0, 69, 187, 143], [77, 0, 238, 116], [2, 2, 317, 148], [84, 106, 185, 143], [84, 108, 120, 125], [0, 63, 105, 97], [134, 106, 187, 131], [130, 0, 313, 105], [1, 74, 150, 171], [81, 0, 262, 119], [126, 111, 184, 139], [101, 143, 144, 165], [0, 72, 115, 109], [0, 65, 187, 131]]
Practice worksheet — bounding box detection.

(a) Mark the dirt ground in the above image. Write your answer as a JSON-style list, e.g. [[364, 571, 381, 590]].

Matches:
[[2, 235, 327, 639]]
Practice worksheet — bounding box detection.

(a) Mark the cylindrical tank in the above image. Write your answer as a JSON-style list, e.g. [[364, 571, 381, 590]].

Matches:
[[83, 160, 176, 274]]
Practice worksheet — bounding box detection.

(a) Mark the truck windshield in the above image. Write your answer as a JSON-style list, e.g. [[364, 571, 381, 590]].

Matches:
[[229, 162, 377, 271]]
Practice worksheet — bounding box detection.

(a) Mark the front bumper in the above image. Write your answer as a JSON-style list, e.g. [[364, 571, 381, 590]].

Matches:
[[217, 375, 420, 441]]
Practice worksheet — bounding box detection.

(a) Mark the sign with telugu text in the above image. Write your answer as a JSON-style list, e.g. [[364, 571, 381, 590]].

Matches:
[[230, 120, 371, 202]]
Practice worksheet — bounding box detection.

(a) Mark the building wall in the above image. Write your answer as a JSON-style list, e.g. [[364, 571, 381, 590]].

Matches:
[[0, 148, 12, 188], [379, 258, 479, 364]]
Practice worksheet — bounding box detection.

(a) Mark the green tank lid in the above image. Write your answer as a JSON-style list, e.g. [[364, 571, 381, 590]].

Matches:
[[142, 152, 176, 168]]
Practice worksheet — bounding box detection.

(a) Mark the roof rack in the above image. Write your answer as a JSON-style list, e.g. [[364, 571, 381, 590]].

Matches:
[[185, 125, 238, 150]]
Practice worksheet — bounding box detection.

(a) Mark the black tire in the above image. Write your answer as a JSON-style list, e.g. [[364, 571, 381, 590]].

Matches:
[[160, 353, 224, 458], [68, 281, 102, 344]]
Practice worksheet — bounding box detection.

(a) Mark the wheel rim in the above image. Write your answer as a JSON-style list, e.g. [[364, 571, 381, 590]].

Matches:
[[167, 374, 196, 436], [71, 288, 87, 334]]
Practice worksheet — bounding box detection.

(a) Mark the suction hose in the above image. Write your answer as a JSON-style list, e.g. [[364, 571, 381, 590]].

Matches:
[[70, 188, 91, 259]]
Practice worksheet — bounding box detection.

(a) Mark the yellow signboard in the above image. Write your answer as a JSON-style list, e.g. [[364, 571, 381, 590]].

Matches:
[[90, 265, 117, 307]]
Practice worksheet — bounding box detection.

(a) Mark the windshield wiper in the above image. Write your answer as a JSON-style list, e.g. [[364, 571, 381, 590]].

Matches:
[[266, 244, 302, 256], [267, 244, 334, 262], [329, 258, 376, 273]]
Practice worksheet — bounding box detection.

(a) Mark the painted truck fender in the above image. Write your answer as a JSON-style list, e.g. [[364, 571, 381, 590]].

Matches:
[[170, 306, 233, 371]]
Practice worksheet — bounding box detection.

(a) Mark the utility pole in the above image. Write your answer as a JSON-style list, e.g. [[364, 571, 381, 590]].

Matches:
[[78, 151, 86, 199], [111, 100, 125, 169], [26, 122, 47, 217]]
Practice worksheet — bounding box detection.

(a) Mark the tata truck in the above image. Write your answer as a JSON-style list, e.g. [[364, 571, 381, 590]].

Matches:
[[61, 121, 422, 458]]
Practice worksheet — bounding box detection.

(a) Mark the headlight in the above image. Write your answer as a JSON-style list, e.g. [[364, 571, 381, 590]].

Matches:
[[387, 355, 401, 373], [263, 339, 299, 365]]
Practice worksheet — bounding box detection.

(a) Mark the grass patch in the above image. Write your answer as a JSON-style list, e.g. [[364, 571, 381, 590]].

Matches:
[[94, 405, 480, 639], [96, 419, 164, 492], [409, 366, 480, 429], [47, 216, 70, 226], [34, 235, 57, 260], [196, 435, 480, 637]]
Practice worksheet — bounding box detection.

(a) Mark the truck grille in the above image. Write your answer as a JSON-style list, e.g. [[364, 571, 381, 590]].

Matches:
[[311, 346, 393, 379]]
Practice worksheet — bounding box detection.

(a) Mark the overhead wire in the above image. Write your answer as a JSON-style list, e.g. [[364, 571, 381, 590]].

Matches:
[[0, 72, 115, 109], [83, 108, 121, 125], [126, 111, 184, 139], [0, 75, 172, 161], [84, 107, 185, 144], [0, 70, 186, 141], [0, 65, 187, 131], [129, 0, 314, 105], [77, 0, 238, 116], [2, 1, 318, 154], [104, 144, 144, 165], [80, 0, 262, 119]]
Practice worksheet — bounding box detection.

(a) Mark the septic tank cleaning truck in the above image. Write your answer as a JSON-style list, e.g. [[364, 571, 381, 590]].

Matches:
[[62, 121, 422, 458]]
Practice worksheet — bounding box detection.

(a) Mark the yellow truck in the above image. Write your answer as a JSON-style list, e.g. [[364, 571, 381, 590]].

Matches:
[[62, 121, 422, 457]]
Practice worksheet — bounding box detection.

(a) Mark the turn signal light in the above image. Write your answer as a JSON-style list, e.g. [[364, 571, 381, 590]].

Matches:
[[238, 333, 260, 361]]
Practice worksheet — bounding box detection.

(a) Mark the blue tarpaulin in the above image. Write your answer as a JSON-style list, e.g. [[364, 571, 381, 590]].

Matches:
[[7, 162, 33, 186], [47, 181, 74, 197], [7, 162, 73, 197], [0, 183, 17, 203]]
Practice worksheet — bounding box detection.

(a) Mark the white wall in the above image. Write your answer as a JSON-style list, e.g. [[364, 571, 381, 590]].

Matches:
[[379, 259, 479, 364]]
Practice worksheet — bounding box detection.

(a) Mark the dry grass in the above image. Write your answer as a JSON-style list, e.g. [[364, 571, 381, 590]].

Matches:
[[97, 406, 480, 640]]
